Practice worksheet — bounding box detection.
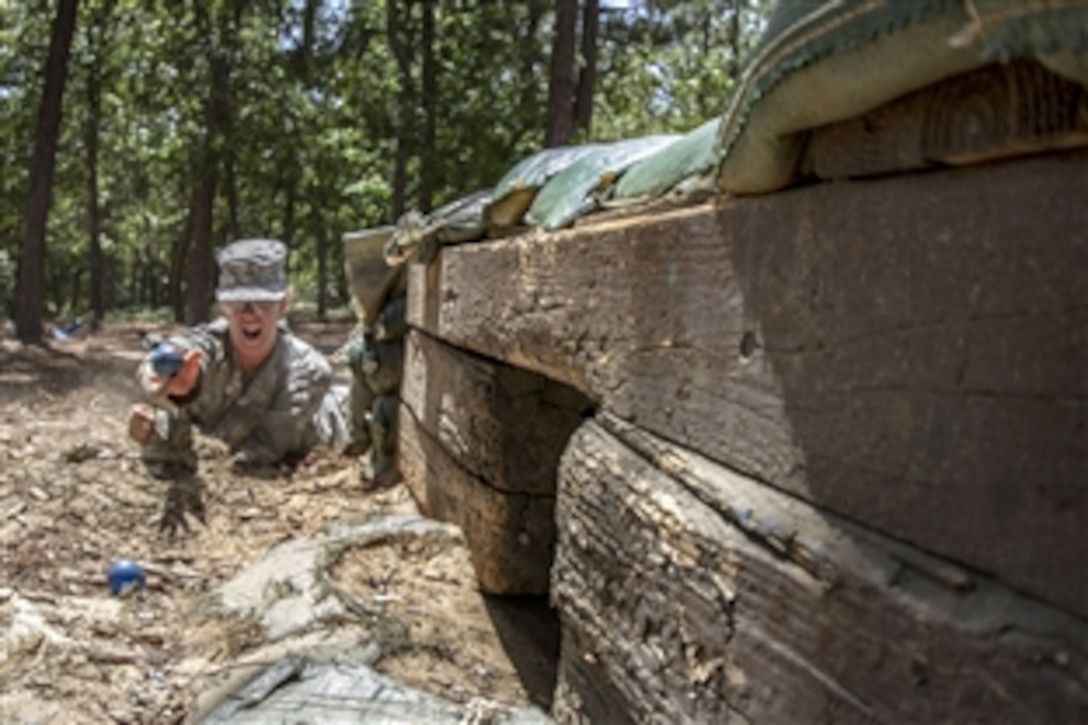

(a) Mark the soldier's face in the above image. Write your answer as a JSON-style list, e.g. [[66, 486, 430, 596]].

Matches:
[[223, 299, 285, 368]]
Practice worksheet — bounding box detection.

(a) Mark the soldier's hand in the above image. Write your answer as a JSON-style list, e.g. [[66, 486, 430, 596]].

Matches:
[[159, 348, 202, 398], [128, 403, 156, 444], [139, 348, 203, 398]]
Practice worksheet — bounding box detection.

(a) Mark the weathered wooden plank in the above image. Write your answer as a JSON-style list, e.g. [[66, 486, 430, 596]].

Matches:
[[407, 150, 1088, 617], [399, 330, 590, 594], [401, 330, 590, 496], [804, 60, 1088, 181], [399, 405, 556, 595], [552, 415, 1088, 723]]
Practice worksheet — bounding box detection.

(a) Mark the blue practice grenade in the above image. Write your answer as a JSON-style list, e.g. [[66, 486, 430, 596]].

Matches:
[[149, 342, 184, 377], [108, 559, 147, 596]]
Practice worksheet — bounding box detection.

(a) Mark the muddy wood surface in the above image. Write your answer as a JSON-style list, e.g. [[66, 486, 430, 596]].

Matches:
[[0, 322, 556, 724]]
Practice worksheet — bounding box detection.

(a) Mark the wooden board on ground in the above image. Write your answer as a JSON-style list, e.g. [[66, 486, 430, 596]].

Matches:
[[399, 330, 590, 594], [551, 415, 1088, 723], [407, 149, 1088, 618]]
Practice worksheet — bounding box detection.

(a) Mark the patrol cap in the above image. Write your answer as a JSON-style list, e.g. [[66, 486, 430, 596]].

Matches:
[[215, 239, 288, 302]]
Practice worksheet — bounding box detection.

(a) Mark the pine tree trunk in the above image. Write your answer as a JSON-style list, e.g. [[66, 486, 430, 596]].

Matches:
[[170, 195, 191, 322], [574, 0, 599, 136], [418, 0, 436, 213], [282, 180, 296, 248], [86, 47, 105, 329], [14, 0, 79, 343], [184, 2, 233, 325], [545, 0, 578, 147], [387, 0, 415, 219], [185, 165, 217, 325], [225, 152, 240, 241], [727, 0, 743, 82]]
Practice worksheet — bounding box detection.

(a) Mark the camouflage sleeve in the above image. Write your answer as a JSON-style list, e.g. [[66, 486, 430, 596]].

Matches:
[[137, 410, 197, 472], [135, 324, 225, 408], [134, 326, 225, 470], [232, 340, 334, 465]]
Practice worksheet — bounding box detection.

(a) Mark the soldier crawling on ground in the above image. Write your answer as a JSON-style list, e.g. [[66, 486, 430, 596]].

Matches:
[[128, 238, 351, 483]]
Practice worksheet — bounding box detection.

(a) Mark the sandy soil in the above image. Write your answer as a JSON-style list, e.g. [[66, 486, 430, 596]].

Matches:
[[0, 322, 557, 724]]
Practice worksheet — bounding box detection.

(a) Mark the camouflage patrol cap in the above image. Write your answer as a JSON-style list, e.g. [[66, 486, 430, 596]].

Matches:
[[215, 239, 288, 302]]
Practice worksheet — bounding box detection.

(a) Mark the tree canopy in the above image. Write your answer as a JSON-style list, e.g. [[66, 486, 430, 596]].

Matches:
[[0, 0, 769, 335]]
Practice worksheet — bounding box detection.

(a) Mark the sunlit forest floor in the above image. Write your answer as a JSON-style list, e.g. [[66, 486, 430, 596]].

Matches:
[[0, 322, 555, 723]]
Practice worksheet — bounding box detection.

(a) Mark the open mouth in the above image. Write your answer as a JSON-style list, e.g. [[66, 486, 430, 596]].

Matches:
[[242, 325, 263, 341]]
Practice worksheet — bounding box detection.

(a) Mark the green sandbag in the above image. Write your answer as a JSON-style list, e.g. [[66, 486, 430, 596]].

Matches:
[[524, 135, 679, 231], [384, 190, 492, 266], [714, 0, 1088, 195], [610, 118, 721, 203], [716, 0, 968, 194], [484, 145, 605, 228], [429, 189, 493, 243]]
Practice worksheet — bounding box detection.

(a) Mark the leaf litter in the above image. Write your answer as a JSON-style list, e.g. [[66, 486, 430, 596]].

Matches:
[[0, 323, 556, 724]]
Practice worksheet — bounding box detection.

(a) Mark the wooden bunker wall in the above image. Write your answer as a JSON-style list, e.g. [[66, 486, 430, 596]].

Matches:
[[399, 149, 1088, 722]]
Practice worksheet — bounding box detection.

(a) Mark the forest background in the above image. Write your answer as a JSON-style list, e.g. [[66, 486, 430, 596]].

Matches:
[[0, 0, 768, 341]]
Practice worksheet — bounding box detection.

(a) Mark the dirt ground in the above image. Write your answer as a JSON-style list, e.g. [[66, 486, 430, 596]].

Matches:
[[0, 321, 558, 723]]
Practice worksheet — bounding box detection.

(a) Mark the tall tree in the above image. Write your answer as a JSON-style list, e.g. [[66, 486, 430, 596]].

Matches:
[[544, 0, 578, 147], [387, 0, 415, 219], [418, 0, 436, 213], [0, 0, 773, 323], [83, 0, 116, 330], [725, 0, 744, 81], [14, 0, 79, 342], [184, 0, 236, 326], [574, 0, 600, 136]]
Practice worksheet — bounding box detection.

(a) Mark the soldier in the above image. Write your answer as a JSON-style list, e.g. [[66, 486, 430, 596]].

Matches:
[[128, 238, 349, 476]]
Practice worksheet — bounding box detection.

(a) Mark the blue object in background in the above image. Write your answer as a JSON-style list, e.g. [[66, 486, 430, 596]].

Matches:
[[108, 559, 147, 596], [149, 342, 184, 377], [49, 318, 85, 342]]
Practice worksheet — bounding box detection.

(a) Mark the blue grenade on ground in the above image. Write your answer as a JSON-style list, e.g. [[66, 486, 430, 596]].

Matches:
[[108, 558, 147, 596], [149, 342, 184, 377]]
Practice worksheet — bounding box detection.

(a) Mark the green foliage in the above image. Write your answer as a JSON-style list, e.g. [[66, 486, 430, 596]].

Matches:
[[595, 0, 771, 137], [0, 0, 770, 323]]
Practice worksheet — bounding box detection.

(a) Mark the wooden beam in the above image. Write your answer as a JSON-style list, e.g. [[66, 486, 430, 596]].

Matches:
[[407, 150, 1088, 617], [804, 60, 1088, 181], [552, 415, 1088, 722], [399, 330, 590, 594]]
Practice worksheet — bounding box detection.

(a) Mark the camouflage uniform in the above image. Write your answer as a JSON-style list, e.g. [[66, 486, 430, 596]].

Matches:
[[345, 295, 406, 481], [137, 319, 349, 471], [136, 238, 348, 472]]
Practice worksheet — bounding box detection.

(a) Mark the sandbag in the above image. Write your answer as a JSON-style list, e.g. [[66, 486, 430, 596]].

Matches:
[[525, 135, 678, 230]]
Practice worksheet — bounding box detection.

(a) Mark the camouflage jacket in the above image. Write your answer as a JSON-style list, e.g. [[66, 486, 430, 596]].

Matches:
[[138, 318, 347, 467]]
